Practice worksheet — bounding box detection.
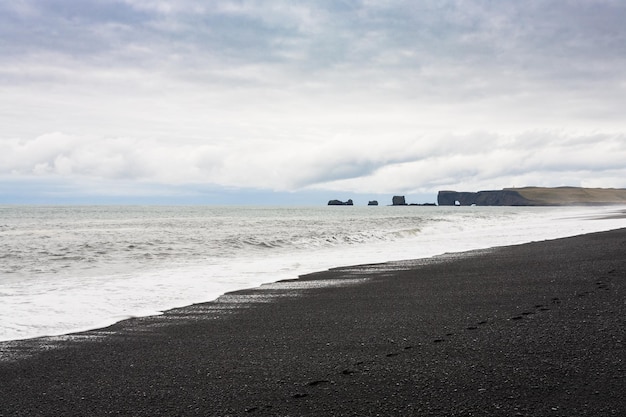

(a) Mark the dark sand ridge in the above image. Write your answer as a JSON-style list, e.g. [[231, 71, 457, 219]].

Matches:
[[1, 229, 625, 416]]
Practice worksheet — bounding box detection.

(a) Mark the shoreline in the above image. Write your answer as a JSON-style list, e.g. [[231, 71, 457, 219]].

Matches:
[[2, 205, 625, 343], [1, 228, 625, 416]]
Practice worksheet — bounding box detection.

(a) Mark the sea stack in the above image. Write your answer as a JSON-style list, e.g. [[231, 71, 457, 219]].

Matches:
[[328, 199, 354, 206], [392, 196, 407, 206]]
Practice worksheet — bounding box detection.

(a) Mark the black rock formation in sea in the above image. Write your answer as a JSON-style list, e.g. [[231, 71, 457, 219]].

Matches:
[[392, 196, 407, 206], [368, 201, 379, 206], [328, 199, 354, 206]]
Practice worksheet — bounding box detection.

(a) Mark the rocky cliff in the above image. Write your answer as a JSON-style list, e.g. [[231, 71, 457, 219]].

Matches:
[[438, 187, 626, 206], [438, 190, 533, 206]]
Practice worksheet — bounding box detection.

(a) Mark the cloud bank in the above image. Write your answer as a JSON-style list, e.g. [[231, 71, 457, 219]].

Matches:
[[2, 0, 626, 202]]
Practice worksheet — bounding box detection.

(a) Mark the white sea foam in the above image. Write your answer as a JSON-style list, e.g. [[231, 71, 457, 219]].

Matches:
[[0, 205, 624, 341]]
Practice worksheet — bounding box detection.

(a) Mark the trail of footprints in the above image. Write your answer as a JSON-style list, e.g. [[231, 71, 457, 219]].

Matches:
[[244, 269, 618, 413]]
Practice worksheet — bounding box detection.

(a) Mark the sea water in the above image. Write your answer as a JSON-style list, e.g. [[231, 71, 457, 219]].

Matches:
[[1, 205, 624, 341]]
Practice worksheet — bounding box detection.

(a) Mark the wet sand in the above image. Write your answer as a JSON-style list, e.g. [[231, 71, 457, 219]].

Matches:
[[1, 229, 625, 416]]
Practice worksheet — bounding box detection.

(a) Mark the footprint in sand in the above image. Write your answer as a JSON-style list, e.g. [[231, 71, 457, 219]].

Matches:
[[245, 405, 273, 413], [341, 361, 366, 376], [308, 379, 331, 386]]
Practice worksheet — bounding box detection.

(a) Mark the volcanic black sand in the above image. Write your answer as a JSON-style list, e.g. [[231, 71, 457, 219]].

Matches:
[[1, 229, 625, 416]]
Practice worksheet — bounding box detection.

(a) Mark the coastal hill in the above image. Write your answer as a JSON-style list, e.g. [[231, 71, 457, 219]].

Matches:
[[438, 187, 626, 206]]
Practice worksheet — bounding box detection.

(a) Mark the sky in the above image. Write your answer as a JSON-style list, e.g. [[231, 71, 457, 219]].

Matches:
[[1, 0, 625, 205]]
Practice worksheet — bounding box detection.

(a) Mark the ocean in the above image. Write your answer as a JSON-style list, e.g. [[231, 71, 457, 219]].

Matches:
[[1, 205, 624, 342]]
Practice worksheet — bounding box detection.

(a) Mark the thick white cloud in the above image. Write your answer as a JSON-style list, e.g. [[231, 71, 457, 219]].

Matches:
[[1, 0, 626, 202], [2, 130, 624, 196]]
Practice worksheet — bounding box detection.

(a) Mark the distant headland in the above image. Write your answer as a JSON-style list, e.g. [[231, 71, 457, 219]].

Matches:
[[438, 187, 626, 206], [329, 187, 626, 206]]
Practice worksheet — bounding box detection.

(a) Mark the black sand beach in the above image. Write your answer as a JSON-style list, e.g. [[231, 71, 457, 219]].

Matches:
[[1, 229, 625, 416]]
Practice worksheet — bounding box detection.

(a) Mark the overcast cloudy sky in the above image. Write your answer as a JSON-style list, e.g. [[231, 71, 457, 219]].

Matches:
[[1, 0, 625, 204]]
